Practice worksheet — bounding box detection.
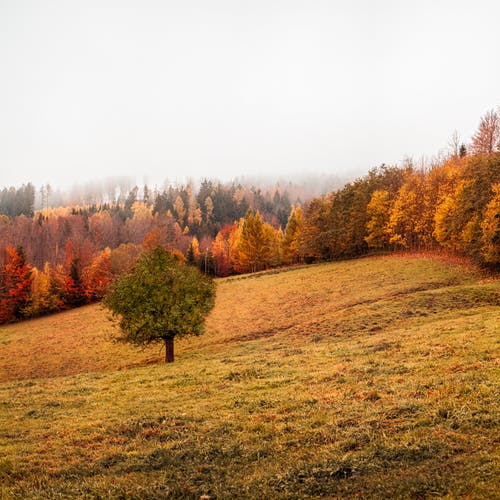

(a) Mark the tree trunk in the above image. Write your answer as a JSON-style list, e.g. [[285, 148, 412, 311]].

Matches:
[[165, 337, 174, 363]]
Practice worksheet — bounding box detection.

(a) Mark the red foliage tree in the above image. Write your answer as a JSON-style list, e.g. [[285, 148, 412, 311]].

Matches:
[[0, 246, 32, 323], [82, 248, 113, 301], [61, 242, 87, 307]]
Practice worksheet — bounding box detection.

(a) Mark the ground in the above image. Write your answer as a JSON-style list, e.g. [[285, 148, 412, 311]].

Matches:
[[0, 254, 499, 498]]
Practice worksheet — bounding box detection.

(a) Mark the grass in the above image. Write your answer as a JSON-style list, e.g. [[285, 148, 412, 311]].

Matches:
[[0, 254, 499, 498]]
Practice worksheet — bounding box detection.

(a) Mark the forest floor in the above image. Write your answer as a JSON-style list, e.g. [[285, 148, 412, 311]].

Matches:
[[0, 254, 499, 498]]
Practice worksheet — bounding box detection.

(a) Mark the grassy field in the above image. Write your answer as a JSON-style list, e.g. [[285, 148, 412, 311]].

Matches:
[[0, 254, 499, 499]]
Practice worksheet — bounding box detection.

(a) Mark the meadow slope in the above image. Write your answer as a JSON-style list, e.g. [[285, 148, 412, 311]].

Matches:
[[0, 254, 499, 498]]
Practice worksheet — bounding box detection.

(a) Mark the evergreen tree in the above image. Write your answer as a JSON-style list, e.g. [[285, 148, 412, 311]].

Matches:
[[64, 257, 87, 307], [235, 210, 273, 273], [282, 205, 304, 264]]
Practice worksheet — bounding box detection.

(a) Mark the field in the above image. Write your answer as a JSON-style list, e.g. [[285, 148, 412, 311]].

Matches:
[[0, 254, 499, 499]]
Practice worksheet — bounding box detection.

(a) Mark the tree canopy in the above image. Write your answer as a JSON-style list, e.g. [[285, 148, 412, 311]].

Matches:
[[104, 246, 216, 362]]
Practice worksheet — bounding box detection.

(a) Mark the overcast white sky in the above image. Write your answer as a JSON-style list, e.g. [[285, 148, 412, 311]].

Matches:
[[1, 0, 499, 189]]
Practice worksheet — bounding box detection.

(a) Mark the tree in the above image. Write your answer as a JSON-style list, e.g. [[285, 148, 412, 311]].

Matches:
[[234, 210, 273, 273], [142, 227, 163, 252], [0, 246, 32, 323], [471, 109, 500, 155], [173, 195, 186, 226], [82, 248, 113, 301], [104, 246, 216, 363], [110, 243, 143, 276], [212, 225, 234, 276], [386, 171, 428, 249], [481, 183, 500, 264], [186, 237, 201, 266], [282, 205, 303, 264], [22, 262, 62, 317], [298, 197, 330, 262], [365, 190, 391, 249], [448, 130, 462, 159], [64, 256, 87, 307]]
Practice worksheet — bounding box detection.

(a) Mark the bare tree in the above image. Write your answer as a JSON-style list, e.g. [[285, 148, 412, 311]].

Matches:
[[471, 109, 500, 155], [448, 130, 461, 158]]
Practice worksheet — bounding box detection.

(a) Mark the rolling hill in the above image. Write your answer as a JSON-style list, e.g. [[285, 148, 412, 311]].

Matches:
[[0, 254, 499, 498]]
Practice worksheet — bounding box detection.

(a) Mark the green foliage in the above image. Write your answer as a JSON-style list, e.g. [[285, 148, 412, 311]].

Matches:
[[104, 247, 216, 356]]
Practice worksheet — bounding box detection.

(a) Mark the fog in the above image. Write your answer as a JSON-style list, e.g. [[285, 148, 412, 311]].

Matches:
[[1, 1, 499, 189]]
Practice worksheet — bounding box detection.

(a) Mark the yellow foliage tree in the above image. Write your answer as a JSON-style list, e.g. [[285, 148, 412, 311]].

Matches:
[[387, 172, 427, 249], [23, 262, 62, 317], [282, 205, 304, 264], [173, 195, 186, 226], [365, 190, 391, 249], [481, 183, 500, 263], [187, 236, 201, 265], [233, 210, 273, 273]]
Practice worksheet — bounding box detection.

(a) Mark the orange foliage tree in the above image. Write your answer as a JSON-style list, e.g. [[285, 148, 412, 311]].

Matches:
[[82, 248, 113, 301], [0, 246, 32, 323], [481, 183, 500, 264]]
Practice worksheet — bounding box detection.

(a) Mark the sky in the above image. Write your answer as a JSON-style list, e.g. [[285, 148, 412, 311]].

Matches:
[[1, 0, 499, 189]]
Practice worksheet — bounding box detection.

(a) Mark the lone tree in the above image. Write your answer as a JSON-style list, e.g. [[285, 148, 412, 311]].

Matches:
[[104, 246, 216, 362]]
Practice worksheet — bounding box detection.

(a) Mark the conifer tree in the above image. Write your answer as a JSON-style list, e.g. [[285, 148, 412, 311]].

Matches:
[[235, 210, 273, 273], [64, 257, 87, 307], [187, 237, 201, 266], [282, 205, 304, 264]]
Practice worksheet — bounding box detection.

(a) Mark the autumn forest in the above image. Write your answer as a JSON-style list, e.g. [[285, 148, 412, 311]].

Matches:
[[1, 108, 500, 324]]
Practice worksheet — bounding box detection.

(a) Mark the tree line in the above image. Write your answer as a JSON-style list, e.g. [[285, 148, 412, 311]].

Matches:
[[0, 184, 35, 218], [1, 108, 499, 324]]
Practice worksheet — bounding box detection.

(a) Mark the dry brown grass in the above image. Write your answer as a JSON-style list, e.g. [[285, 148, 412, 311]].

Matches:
[[0, 254, 498, 498], [0, 306, 164, 382], [0, 254, 484, 383]]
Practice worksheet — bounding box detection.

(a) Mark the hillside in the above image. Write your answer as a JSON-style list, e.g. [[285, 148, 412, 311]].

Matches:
[[0, 255, 499, 498]]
